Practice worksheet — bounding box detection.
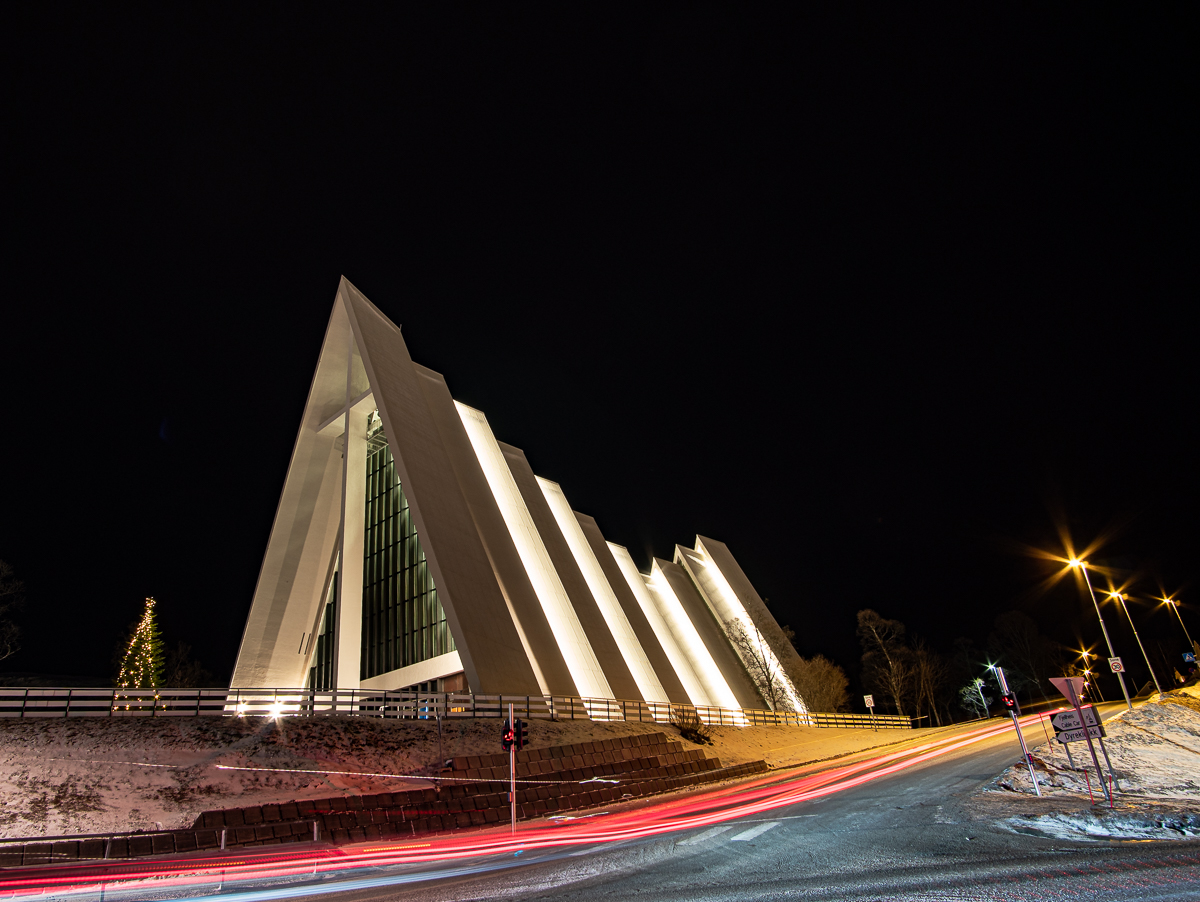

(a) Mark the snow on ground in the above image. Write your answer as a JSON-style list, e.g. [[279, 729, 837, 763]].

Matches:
[[0, 712, 919, 839], [991, 684, 1200, 841]]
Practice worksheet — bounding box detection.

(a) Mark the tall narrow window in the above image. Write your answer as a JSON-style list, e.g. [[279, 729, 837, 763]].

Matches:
[[308, 571, 337, 690], [360, 412, 455, 679]]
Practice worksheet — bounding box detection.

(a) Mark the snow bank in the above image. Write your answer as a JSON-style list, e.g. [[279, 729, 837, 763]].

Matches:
[[993, 685, 1200, 841]]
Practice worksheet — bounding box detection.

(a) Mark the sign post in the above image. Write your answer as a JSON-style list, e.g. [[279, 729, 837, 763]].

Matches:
[[1050, 676, 1113, 807], [995, 667, 1040, 797], [864, 695, 876, 731]]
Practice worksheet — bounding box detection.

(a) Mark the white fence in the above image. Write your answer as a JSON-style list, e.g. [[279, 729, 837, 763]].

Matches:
[[0, 687, 913, 730]]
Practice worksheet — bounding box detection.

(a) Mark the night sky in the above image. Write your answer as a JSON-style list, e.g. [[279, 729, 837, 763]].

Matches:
[[4, 8, 1195, 701]]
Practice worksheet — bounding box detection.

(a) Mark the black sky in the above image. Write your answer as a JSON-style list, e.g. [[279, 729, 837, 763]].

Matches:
[[3, 7, 1196, 700]]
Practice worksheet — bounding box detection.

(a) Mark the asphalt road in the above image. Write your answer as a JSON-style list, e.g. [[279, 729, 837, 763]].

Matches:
[[276, 713, 1199, 902]]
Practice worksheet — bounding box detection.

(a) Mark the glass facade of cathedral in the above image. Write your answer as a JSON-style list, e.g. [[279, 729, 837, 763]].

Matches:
[[307, 571, 337, 690], [360, 421, 454, 679]]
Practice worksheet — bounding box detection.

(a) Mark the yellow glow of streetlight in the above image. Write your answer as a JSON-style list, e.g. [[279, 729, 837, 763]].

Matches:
[[1068, 558, 1083, 568]]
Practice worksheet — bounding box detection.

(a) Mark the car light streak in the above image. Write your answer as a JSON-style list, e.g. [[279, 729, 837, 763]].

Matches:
[[1, 717, 1044, 899]]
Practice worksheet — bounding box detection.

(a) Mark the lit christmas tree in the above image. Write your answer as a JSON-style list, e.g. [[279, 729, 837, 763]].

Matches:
[[117, 597, 165, 688]]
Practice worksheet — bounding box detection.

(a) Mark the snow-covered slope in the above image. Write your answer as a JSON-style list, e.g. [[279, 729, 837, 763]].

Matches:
[[993, 685, 1200, 840]]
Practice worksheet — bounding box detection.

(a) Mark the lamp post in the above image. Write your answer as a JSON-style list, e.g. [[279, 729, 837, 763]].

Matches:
[[1079, 649, 1105, 702], [1104, 592, 1161, 695], [1069, 559, 1133, 711], [1162, 597, 1198, 656]]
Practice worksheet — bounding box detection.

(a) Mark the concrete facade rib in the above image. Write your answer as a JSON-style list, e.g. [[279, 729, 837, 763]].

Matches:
[[501, 447, 642, 702], [342, 282, 543, 696], [537, 485, 669, 705], [678, 537, 807, 714], [654, 558, 764, 711], [231, 301, 357, 689], [457, 403, 610, 701], [574, 516, 688, 704]]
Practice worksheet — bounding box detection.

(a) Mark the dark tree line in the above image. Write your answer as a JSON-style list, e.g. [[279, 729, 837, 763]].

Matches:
[[856, 608, 1062, 725]]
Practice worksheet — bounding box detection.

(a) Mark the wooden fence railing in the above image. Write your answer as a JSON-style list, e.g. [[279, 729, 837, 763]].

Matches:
[[0, 687, 914, 730]]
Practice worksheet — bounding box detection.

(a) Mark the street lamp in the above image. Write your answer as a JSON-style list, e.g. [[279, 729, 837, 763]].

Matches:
[[1078, 649, 1105, 702], [1161, 596, 1198, 656], [1108, 592, 1163, 696], [1068, 559, 1133, 711]]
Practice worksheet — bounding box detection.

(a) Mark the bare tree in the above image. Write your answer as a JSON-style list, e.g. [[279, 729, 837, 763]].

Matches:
[[726, 618, 792, 712], [911, 638, 951, 726], [164, 641, 213, 687], [987, 611, 1058, 699], [0, 560, 24, 662], [787, 654, 850, 712], [959, 677, 992, 719], [857, 609, 914, 716]]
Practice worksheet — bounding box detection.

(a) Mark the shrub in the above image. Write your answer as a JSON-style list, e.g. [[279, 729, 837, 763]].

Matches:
[[671, 706, 713, 745]]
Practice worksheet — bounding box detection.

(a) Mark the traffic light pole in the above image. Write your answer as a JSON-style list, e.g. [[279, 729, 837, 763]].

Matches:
[[509, 702, 516, 835], [996, 667, 1041, 797]]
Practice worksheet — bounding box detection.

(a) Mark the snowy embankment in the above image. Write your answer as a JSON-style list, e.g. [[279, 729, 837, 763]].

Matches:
[[991, 684, 1200, 841], [0, 711, 914, 840]]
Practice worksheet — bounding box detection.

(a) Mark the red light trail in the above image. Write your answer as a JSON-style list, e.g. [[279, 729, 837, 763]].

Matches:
[[0, 716, 1044, 899]]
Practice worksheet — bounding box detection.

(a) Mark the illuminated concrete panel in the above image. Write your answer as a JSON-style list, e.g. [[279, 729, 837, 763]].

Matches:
[[500, 450, 641, 701], [684, 536, 807, 712], [408, 366, 569, 698], [358, 650, 464, 692], [659, 561, 773, 711], [232, 300, 361, 689], [537, 478, 668, 704], [649, 559, 747, 710], [457, 402, 613, 701], [608, 544, 714, 708], [576, 516, 690, 705], [333, 404, 368, 689], [340, 280, 546, 696]]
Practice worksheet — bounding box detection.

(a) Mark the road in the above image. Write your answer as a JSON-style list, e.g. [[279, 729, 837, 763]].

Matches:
[[11, 709, 1199, 901]]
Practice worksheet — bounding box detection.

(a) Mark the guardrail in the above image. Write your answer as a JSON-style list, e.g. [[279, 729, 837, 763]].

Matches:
[[0, 687, 914, 729]]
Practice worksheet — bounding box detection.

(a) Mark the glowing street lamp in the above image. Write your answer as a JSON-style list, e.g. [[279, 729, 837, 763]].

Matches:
[[1068, 559, 1133, 711], [1108, 592, 1163, 696], [1077, 649, 1104, 702]]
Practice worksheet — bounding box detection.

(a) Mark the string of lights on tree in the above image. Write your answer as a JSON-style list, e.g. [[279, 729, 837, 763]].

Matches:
[[117, 596, 165, 690]]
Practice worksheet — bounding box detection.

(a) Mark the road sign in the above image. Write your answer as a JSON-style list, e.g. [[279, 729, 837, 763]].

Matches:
[[1049, 675, 1116, 805], [1109, 657, 1124, 673], [1049, 676, 1087, 699], [1184, 652, 1196, 664], [863, 695, 874, 708], [1051, 706, 1101, 731], [1056, 725, 1106, 744]]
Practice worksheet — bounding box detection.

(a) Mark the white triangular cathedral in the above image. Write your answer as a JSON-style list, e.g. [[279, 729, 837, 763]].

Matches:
[[232, 278, 806, 714]]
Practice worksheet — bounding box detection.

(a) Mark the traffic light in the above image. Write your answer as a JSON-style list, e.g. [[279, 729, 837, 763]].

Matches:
[[1000, 692, 1020, 715], [501, 718, 515, 752], [514, 718, 527, 751]]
